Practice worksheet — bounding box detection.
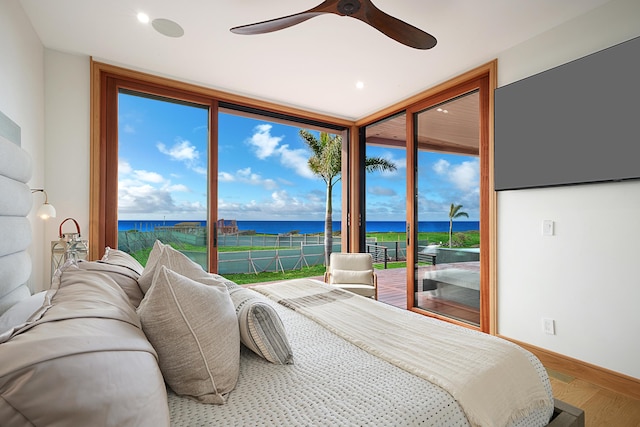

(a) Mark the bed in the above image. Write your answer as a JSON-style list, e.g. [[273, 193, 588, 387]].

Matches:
[[0, 111, 584, 426]]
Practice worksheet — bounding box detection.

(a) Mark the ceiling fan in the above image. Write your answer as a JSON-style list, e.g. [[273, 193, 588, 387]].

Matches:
[[230, 0, 437, 50]]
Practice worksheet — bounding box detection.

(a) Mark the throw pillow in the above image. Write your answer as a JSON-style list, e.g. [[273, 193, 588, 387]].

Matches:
[[137, 240, 167, 293], [227, 283, 293, 365], [78, 260, 144, 307], [100, 246, 144, 275], [137, 266, 239, 404], [331, 269, 374, 285], [139, 243, 226, 293]]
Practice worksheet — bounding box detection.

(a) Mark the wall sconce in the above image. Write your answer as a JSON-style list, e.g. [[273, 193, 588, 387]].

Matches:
[[30, 188, 57, 220]]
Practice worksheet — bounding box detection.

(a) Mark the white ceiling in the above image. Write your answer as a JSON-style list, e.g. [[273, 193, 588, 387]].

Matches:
[[20, 0, 611, 121]]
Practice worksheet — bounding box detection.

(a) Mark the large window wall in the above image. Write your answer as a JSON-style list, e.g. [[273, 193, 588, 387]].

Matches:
[[90, 60, 496, 332]]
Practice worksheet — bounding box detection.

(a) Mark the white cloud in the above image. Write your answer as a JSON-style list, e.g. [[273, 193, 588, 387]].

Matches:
[[247, 124, 282, 159], [192, 166, 207, 176], [165, 184, 189, 192], [277, 144, 315, 178], [156, 138, 208, 176], [221, 167, 278, 190], [450, 160, 479, 191], [432, 158, 479, 192], [133, 170, 164, 183], [245, 124, 315, 179], [433, 159, 450, 175], [376, 151, 405, 177], [217, 189, 331, 221], [119, 160, 133, 175], [218, 171, 235, 182], [157, 139, 199, 161], [237, 167, 251, 177], [118, 180, 206, 218]]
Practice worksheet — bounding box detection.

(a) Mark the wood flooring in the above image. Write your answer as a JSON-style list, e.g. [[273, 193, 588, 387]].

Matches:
[[548, 369, 640, 426]]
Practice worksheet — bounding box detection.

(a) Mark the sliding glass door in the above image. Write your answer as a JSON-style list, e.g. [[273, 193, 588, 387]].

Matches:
[[363, 113, 407, 306], [117, 89, 213, 269], [412, 91, 481, 326]]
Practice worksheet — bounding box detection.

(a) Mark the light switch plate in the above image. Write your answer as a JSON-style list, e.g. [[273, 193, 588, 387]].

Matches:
[[543, 318, 556, 335], [543, 220, 554, 236]]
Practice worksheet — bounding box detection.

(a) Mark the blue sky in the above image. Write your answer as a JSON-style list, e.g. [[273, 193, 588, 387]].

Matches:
[[117, 92, 479, 223]]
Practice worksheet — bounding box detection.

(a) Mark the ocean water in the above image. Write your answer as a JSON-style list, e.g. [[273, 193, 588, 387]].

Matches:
[[118, 220, 479, 234]]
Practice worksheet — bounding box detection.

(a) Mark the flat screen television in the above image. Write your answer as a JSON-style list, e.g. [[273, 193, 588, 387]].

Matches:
[[494, 35, 640, 191]]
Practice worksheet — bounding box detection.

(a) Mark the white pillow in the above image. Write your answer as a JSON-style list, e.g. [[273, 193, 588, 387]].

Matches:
[[331, 269, 374, 285], [137, 266, 240, 404], [137, 240, 167, 293], [226, 284, 293, 365], [78, 260, 144, 307], [100, 246, 144, 275], [0, 291, 48, 335]]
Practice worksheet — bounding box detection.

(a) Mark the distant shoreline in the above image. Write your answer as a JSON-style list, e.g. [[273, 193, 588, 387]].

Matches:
[[118, 220, 480, 235]]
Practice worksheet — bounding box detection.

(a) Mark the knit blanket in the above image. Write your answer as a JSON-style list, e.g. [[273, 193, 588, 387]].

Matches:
[[254, 279, 551, 427]]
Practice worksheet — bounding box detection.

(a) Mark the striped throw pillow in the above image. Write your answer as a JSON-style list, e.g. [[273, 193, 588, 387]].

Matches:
[[227, 284, 293, 365]]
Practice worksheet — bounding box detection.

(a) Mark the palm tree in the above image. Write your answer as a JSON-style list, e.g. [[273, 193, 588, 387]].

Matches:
[[299, 130, 397, 266], [448, 203, 469, 248]]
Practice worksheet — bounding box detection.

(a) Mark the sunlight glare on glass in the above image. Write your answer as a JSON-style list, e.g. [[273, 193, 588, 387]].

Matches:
[[356, 81, 365, 90]]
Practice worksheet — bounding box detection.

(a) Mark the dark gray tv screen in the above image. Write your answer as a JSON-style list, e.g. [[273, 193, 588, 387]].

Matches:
[[494, 35, 640, 191]]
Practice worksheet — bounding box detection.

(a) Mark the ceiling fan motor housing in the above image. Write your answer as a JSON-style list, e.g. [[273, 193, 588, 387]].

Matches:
[[338, 0, 361, 16]]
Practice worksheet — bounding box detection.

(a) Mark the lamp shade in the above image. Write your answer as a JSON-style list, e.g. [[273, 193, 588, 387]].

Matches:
[[31, 189, 56, 220], [37, 202, 57, 220]]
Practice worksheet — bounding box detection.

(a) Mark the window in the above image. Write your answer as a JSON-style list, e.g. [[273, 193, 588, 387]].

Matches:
[[89, 62, 349, 274]]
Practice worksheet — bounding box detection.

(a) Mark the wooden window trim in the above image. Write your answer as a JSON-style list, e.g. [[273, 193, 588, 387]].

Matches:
[[89, 60, 351, 262]]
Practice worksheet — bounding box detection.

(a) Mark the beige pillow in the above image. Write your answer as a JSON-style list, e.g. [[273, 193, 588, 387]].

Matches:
[[331, 269, 374, 285], [137, 266, 239, 404], [78, 260, 144, 307], [100, 246, 144, 275], [139, 242, 225, 293], [227, 284, 293, 365], [137, 240, 167, 293]]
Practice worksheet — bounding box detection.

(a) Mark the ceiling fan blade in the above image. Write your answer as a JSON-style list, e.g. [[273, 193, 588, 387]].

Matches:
[[230, 12, 323, 35], [351, 0, 437, 49], [231, 0, 437, 50], [230, 0, 341, 35]]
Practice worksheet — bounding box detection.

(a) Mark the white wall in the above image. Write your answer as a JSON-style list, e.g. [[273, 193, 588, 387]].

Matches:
[[44, 49, 91, 285], [0, 0, 46, 291], [497, 0, 640, 379]]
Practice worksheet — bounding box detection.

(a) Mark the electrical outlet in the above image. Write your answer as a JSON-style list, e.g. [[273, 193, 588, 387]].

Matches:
[[542, 318, 556, 335]]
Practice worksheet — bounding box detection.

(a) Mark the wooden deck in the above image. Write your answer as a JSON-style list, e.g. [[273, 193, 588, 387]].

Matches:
[[313, 265, 480, 325]]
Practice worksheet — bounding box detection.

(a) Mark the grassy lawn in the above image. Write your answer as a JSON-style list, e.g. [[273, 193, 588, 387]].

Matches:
[[129, 230, 478, 282], [223, 264, 327, 285], [368, 231, 479, 247]]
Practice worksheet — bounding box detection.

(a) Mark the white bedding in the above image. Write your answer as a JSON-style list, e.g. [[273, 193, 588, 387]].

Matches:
[[169, 281, 553, 427]]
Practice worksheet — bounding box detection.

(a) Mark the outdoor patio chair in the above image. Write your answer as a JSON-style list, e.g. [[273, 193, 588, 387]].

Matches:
[[324, 252, 377, 299]]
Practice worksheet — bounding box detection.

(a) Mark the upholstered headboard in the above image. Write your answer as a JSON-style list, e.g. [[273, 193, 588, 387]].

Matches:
[[0, 110, 33, 316]]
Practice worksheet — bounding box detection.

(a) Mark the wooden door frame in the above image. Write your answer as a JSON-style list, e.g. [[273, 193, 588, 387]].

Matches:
[[355, 61, 497, 333]]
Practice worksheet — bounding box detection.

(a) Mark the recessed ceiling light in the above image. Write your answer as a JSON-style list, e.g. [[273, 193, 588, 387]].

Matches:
[[137, 12, 150, 24], [152, 18, 185, 38], [356, 81, 365, 90]]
